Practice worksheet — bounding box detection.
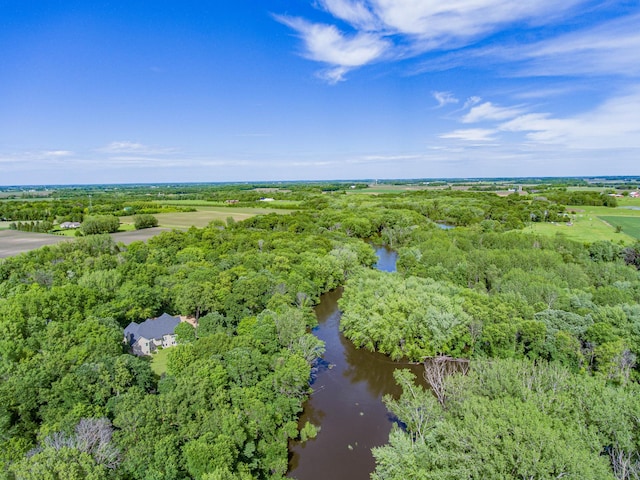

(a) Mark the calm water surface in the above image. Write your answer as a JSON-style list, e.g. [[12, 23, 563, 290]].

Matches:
[[288, 247, 424, 480]]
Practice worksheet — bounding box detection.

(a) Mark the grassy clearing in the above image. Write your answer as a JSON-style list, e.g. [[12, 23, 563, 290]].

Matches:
[[617, 197, 640, 208], [121, 206, 291, 229], [565, 186, 611, 192], [154, 199, 302, 208], [524, 221, 633, 244], [525, 206, 637, 244], [566, 204, 640, 217], [599, 216, 640, 240], [150, 348, 171, 376], [51, 229, 78, 237], [0, 221, 12, 231], [153, 199, 221, 206], [347, 185, 434, 195]]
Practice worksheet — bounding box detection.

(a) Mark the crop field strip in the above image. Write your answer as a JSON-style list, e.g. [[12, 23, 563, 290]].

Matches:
[[598, 216, 640, 240]]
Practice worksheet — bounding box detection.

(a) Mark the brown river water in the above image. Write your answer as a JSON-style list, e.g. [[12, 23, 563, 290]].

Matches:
[[288, 247, 426, 480]]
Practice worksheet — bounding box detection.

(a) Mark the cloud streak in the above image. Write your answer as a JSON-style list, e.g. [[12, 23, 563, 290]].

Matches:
[[100, 141, 178, 156], [440, 128, 497, 142], [278, 0, 597, 81], [439, 88, 640, 151], [462, 102, 524, 123], [433, 91, 459, 108], [498, 89, 640, 149], [275, 15, 390, 82]]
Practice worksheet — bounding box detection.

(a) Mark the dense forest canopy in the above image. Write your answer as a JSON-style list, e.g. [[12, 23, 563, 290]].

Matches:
[[1, 180, 640, 479]]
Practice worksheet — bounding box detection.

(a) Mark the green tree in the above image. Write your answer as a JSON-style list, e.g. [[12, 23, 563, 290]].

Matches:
[[133, 214, 158, 230], [80, 216, 120, 235], [174, 322, 196, 344]]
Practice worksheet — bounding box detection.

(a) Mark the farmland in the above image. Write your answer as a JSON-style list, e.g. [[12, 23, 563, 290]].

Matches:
[[525, 202, 640, 244], [0, 228, 171, 258], [121, 205, 293, 229], [599, 216, 640, 240], [0, 204, 293, 258]]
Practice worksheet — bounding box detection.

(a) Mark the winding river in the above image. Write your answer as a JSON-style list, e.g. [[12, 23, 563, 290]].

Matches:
[[288, 247, 425, 480]]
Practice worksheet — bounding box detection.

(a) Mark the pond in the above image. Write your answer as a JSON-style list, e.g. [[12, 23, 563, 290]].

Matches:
[[288, 247, 425, 480]]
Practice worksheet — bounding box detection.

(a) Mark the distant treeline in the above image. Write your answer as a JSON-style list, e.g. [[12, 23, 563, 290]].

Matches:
[[9, 221, 54, 233], [0, 200, 193, 222], [544, 190, 619, 207]]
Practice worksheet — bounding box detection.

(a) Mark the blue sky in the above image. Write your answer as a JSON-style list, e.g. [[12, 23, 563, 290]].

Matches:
[[1, 0, 638, 185]]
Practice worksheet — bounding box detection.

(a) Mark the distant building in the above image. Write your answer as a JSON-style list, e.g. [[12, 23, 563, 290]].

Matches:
[[630, 191, 640, 198], [124, 313, 181, 356], [225, 199, 239, 204], [259, 197, 275, 202]]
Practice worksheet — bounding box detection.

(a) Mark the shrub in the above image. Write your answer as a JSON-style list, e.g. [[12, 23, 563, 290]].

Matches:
[[133, 214, 159, 230]]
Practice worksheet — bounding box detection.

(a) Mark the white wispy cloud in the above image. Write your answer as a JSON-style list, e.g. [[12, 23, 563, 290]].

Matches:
[[317, 0, 378, 30], [462, 101, 524, 123], [440, 128, 497, 142], [499, 88, 640, 149], [421, 13, 640, 78], [100, 141, 177, 155], [0, 150, 76, 172], [463, 96, 482, 109], [41, 150, 74, 157], [368, 0, 584, 40], [433, 91, 459, 107], [511, 14, 640, 77], [510, 86, 578, 100], [359, 154, 423, 162], [438, 87, 640, 152], [275, 15, 390, 82], [278, 0, 595, 81]]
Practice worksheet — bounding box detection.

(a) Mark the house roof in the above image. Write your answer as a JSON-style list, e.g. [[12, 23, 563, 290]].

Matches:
[[124, 313, 180, 344]]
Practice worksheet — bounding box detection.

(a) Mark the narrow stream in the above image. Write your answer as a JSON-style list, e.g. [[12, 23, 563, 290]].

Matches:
[[288, 246, 424, 480]]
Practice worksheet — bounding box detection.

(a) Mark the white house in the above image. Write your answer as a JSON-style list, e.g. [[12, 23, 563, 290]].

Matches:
[[123, 313, 181, 356], [60, 221, 81, 229]]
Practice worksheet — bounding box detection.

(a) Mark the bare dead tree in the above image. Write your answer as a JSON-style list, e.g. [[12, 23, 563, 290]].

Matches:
[[296, 291, 309, 308], [615, 350, 637, 385], [609, 447, 640, 480], [43, 431, 76, 450], [423, 356, 470, 407], [75, 418, 121, 470], [75, 417, 112, 451], [37, 418, 121, 470]]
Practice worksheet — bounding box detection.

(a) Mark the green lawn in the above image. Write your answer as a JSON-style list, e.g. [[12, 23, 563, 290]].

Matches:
[[50, 229, 78, 237], [150, 348, 171, 376], [524, 220, 633, 244], [525, 205, 638, 244], [599, 216, 640, 240], [617, 196, 640, 208]]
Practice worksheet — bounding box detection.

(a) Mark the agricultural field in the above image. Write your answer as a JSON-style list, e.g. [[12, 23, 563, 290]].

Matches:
[[122, 206, 292, 229], [0, 227, 171, 259], [346, 184, 436, 194], [617, 196, 640, 208], [0, 230, 73, 258], [154, 199, 302, 208], [599, 216, 640, 240], [526, 204, 640, 244], [0, 199, 293, 257]]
